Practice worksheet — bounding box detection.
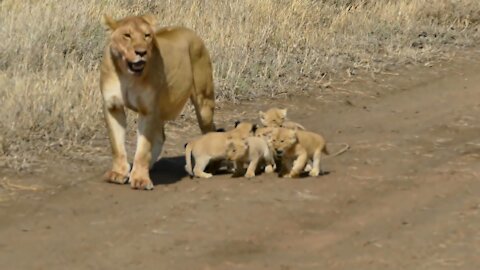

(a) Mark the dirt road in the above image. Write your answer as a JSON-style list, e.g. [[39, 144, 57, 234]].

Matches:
[[1, 51, 480, 269]]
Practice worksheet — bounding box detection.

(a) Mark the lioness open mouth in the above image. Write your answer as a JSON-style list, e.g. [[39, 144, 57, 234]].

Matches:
[[127, 60, 146, 74]]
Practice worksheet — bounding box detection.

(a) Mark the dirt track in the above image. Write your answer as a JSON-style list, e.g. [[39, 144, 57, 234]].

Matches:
[[1, 51, 480, 269]]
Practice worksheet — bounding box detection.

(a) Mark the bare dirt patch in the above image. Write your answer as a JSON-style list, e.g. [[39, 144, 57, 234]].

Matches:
[[1, 50, 480, 269]]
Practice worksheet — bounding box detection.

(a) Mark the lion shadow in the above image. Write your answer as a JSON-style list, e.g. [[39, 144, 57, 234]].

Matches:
[[149, 155, 188, 185]]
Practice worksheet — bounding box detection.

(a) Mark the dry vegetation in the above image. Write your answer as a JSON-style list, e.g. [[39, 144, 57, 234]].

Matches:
[[0, 0, 479, 168]]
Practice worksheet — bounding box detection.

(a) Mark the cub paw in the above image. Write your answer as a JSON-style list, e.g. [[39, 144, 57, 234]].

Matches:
[[264, 165, 274, 174], [244, 171, 255, 178], [309, 168, 320, 177]]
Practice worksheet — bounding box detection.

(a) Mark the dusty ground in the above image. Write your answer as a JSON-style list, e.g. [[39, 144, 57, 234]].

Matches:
[[1, 50, 480, 269]]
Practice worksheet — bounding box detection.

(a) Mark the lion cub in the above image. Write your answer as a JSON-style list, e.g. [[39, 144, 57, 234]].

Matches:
[[270, 127, 329, 178], [259, 108, 305, 130], [226, 136, 276, 178], [185, 122, 256, 178]]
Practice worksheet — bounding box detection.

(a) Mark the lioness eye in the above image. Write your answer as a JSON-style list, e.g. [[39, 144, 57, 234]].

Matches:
[[124, 33, 131, 38], [280, 140, 284, 143], [145, 33, 151, 38]]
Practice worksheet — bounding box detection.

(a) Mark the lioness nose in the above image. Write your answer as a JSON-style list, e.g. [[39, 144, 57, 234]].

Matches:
[[135, 50, 147, 57]]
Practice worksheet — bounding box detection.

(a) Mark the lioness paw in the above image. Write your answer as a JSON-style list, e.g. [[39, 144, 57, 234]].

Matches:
[[130, 176, 154, 190], [104, 170, 129, 184]]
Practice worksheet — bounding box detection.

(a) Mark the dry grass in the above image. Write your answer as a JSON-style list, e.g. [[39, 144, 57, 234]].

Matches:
[[0, 0, 479, 167]]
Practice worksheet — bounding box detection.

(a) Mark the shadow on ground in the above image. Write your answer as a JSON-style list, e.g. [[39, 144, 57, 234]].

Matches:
[[150, 156, 188, 185]]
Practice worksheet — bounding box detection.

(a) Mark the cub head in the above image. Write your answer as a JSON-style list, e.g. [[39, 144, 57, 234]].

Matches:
[[270, 127, 297, 156], [259, 108, 287, 127], [232, 121, 257, 138], [103, 14, 156, 76], [225, 138, 248, 161], [255, 126, 274, 139]]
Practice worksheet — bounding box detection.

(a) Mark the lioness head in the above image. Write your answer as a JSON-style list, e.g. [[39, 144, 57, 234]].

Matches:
[[103, 14, 156, 76], [270, 127, 297, 156], [259, 108, 287, 127], [225, 138, 248, 161]]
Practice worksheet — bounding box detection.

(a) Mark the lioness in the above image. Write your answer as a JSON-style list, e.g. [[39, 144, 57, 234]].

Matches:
[[100, 14, 216, 190], [185, 122, 256, 178], [259, 108, 306, 130], [270, 128, 349, 178], [226, 136, 276, 178]]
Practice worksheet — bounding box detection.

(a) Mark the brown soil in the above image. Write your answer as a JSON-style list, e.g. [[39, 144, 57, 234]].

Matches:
[[1, 50, 480, 269]]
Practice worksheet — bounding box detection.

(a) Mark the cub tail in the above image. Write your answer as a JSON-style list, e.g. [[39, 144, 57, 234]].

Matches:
[[324, 143, 350, 157]]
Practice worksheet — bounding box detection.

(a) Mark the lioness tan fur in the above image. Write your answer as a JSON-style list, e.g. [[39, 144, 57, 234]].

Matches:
[[100, 15, 216, 190], [226, 136, 276, 178], [185, 123, 256, 178], [259, 108, 305, 130], [270, 128, 349, 178]]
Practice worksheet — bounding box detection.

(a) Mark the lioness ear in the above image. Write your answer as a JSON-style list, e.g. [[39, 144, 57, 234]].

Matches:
[[234, 120, 240, 128], [102, 14, 118, 31], [142, 14, 156, 26], [280, 109, 287, 119], [251, 124, 258, 133]]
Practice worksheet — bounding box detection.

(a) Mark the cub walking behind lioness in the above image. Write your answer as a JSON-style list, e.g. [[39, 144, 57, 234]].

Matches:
[[185, 122, 257, 178], [270, 128, 349, 178], [259, 108, 306, 130], [100, 15, 217, 190], [226, 136, 276, 178]]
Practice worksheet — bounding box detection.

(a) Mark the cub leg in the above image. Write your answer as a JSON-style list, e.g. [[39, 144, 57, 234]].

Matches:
[[309, 149, 323, 177], [245, 158, 260, 178], [130, 115, 155, 190], [103, 105, 130, 184], [287, 153, 308, 178], [232, 160, 245, 177], [193, 156, 213, 178], [279, 157, 293, 177], [264, 152, 276, 174]]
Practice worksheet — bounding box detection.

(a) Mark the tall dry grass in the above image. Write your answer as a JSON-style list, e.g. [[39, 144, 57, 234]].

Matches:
[[0, 0, 479, 165]]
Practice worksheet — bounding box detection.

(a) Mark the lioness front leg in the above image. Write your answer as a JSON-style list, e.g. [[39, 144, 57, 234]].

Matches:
[[130, 115, 156, 190], [103, 105, 130, 184], [286, 154, 308, 178], [149, 125, 166, 169]]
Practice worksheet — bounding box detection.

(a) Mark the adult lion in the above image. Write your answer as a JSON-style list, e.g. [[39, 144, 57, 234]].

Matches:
[[100, 14, 216, 190]]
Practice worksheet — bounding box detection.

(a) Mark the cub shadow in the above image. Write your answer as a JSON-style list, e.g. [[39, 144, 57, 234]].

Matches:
[[149, 155, 188, 185]]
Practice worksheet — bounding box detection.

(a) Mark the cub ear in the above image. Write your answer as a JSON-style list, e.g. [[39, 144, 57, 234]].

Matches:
[[102, 14, 118, 31], [142, 13, 156, 26], [234, 120, 240, 128], [289, 129, 298, 139], [279, 109, 287, 119]]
